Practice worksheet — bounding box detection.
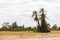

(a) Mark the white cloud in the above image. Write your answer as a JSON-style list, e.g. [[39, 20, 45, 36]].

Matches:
[[0, 0, 60, 27]]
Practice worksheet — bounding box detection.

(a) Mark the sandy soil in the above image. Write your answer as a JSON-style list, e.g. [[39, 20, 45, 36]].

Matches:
[[0, 34, 60, 40]]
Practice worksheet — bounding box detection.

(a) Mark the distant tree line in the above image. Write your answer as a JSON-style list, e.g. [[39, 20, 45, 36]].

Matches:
[[51, 24, 60, 30], [0, 22, 37, 32], [0, 21, 60, 32]]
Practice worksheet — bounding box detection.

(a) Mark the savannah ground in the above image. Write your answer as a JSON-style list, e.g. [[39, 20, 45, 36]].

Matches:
[[0, 31, 60, 40]]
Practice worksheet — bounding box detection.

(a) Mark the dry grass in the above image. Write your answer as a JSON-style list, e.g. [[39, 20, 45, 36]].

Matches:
[[0, 31, 60, 36], [0, 31, 38, 36], [0, 31, 60, 40]]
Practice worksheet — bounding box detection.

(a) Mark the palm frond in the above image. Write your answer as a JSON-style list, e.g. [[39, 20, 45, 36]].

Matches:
[[32, 10, 37, 17], [33, 11, 37, 15]]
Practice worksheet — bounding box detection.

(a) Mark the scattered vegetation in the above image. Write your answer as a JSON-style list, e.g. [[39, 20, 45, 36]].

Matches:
[[0, 8, 60, 33], [32, 8, 51, 32]]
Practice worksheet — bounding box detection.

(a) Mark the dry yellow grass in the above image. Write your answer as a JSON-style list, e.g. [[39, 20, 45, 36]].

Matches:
[[0, 31, 60, 36], [0, 31, 38, 36], [0, 31, 60, 40]]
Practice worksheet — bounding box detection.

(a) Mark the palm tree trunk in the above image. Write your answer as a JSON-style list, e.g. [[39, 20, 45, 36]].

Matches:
[[38, 20, 40, 27], [37, 19, 41, 30]]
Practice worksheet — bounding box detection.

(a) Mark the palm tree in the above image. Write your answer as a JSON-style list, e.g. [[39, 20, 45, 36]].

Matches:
[[32, 11, 40, 29], [39, 8, 50, 32], [32, 8, 50, 32]]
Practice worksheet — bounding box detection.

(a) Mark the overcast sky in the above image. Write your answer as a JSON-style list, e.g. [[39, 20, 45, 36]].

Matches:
[[0, 0, 60, 27]]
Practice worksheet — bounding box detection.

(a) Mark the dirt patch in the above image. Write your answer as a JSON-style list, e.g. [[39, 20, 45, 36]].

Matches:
[[0, 34, 60, 40]]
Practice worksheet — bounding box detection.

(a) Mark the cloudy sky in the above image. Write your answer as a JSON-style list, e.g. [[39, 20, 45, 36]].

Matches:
[[0, 0, 60, 27]]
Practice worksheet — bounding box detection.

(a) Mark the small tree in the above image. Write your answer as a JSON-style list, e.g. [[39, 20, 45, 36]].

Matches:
[[58, 27, 60, 30], [12, 22, 18, 28], [52, 24, 57, 30]]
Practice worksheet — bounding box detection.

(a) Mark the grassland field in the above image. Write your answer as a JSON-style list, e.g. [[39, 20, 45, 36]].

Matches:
[[0, 31, 60, 40], [0, 30, 60, 35]]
